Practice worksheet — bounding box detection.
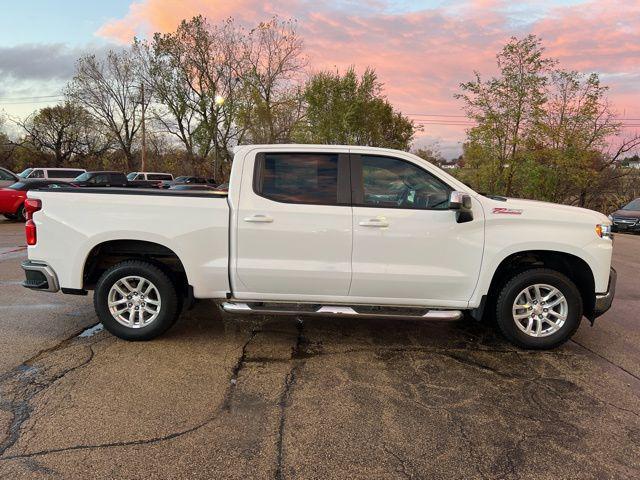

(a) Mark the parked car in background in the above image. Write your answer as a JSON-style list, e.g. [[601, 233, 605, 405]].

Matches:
[[18, 168, 86, 181], [0, 180, 66, 220], [127, 172, 174, 182], [609, 198, 640, 233], [0, 167, 18, 188], [168, 184, 223, 191], [72, 171, 128, 188], [215, 182, 229, 192], [161, 176, 218, 189]]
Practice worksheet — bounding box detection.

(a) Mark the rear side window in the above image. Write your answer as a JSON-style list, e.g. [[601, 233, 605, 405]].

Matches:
[[48, 170, 83, 178], [254, 153, 344, 205], [148, 174, 172, 180]]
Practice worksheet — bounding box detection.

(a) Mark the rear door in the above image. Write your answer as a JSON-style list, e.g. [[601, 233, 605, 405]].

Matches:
[[349, 153, 484, 306], [234, 150, 352, 300]]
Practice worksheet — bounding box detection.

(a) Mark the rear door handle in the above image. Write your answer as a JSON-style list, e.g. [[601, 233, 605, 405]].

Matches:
[[359, 217, 389, 227], [244, 214, 273, 223]]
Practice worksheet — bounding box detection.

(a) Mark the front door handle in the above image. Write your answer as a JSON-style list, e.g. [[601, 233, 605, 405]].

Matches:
[[244, 214, 273, 223], [359, 217, 389, 227]]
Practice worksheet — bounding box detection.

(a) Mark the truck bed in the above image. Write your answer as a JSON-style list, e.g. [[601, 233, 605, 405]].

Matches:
[[27, 187, 231, 299]]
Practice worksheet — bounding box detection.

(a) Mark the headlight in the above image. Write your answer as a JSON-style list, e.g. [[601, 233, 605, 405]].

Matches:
[[596, 224, 613, 239]]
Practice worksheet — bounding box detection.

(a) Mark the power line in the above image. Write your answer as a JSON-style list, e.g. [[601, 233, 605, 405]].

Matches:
[[0, 94, 62, 100]]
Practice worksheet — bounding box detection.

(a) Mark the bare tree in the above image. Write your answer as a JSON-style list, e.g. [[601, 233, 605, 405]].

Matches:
[[67, 49, 149, 170], [137, 16, 246, 178], [239, 17, 306, 143]]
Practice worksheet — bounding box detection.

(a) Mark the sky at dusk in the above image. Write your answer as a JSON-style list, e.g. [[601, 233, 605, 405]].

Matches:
[[0, 0, 639, 157]]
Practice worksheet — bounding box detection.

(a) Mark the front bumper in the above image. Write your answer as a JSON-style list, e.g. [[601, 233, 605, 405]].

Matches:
[[592, 267, 616, 318], [21, 260, 59, 292]]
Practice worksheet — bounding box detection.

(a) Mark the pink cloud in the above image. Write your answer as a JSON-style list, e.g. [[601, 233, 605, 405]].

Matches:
[[97, 0, 640, 156]]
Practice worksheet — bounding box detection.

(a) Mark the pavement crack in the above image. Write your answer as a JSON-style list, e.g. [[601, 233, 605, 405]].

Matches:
[[0, 343, 97, 458], [222, 326, 260, 410], [382, 443, 416, 480], [1, 324, 262, 461], [571, 339, 640, 383], [274, 317, 306, 480]]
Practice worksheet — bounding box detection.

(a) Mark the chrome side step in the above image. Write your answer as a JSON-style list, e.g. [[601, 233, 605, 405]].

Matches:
[[220, 302, 463, 321]]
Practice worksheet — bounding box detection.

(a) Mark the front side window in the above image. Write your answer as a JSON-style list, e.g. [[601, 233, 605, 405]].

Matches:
[[356, 155, 451, 210], [254, 153, 341, 205], [29, 169, 45, 179]]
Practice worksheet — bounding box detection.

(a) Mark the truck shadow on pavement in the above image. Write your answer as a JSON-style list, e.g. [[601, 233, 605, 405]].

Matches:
[[0, 300, 638, 479]]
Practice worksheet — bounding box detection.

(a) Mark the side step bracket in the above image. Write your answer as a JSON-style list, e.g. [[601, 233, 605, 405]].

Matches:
[[220, 302, 462, 321]]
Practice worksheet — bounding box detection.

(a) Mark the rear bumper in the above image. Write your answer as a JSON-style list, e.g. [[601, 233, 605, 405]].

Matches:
[[21, 260, 59, 292], [592, 267, 616, 318]]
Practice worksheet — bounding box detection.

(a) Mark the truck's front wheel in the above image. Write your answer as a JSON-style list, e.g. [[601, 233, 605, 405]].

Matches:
[[495, 268, 583, 349], [94, 260, 179, 341]]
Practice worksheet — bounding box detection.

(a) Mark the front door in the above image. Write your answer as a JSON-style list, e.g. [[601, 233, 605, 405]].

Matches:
[[349, 154, 484, 307], [235, 151, 353, 300]]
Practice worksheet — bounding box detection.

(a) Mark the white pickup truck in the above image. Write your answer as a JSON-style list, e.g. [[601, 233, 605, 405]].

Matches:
[[21, 145, 616, 349]]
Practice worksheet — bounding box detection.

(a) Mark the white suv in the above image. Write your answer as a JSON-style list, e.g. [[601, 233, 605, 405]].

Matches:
[[18, 168, 86, 181]]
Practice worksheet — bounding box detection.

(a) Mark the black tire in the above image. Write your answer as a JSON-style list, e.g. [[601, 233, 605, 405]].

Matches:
[[16, 204, 26, 221], [94, 260, 180, 341], [3, 213, 17, 220], [495, 268, 582, 350]]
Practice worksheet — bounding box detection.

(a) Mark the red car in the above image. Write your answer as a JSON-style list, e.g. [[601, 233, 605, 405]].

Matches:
[[0, 180, 67, 220]]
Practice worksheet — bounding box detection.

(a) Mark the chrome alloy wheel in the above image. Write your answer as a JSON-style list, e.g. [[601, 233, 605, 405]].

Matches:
[[107, 276, 162, 328], [511, 283, 568, 338]]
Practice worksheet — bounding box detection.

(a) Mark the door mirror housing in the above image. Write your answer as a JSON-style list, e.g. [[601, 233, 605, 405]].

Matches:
[[449, 191, 473, 223]]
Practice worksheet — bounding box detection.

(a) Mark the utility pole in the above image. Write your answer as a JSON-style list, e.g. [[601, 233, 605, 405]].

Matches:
[[140, 83, 147, 172]]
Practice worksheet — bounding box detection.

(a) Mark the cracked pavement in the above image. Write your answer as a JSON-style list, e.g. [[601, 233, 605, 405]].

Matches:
[[0, 219, 638, 479]]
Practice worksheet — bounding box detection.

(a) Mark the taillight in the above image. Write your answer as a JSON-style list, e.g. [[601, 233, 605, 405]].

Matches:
[[24, 199, 42, 245], [25, 220, 37, 245], [24, 198, 42, 220]]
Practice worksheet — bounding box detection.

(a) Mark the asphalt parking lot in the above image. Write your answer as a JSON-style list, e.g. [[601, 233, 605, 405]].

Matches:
[[0, 219, 638, 479]]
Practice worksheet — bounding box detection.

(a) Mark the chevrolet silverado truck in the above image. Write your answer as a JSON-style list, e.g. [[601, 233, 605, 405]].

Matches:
[[20, 145, 616, 349]]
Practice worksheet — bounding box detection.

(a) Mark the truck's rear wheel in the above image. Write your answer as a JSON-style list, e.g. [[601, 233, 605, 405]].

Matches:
[[94, 260, 179, 341], [495, 268, 582, 350]]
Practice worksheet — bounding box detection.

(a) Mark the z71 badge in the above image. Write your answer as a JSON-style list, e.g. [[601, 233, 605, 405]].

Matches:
[[492, 207, 523, 215]]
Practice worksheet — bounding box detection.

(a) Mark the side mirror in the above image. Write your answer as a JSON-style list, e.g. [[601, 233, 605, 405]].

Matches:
[[449, 191, 473, 223]]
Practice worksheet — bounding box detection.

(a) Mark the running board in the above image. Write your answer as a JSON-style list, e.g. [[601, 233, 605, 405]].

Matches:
[[220, 302, 463, 321]]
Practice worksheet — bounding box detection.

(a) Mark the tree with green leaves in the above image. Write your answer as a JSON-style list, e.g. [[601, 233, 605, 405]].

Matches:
[[19, 102, 111, 167], [455, 35, 555, 196], [295, 67, 416, 150], [455, 35, 640, 210]]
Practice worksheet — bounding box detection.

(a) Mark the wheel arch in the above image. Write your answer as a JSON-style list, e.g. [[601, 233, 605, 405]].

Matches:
[[81, 239, 189, 295], [482, 250, 596, 319]]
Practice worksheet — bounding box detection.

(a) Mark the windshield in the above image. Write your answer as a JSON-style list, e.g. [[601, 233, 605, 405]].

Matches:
[[8, 182, 27, 190], [18, 169, 33, 178], [126, 173, 138, 180], [623, 199, 640, 211], [74, 172, 91, 182]]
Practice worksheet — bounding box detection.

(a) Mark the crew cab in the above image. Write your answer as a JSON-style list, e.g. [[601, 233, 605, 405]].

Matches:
[[21, 145, 616, 349]]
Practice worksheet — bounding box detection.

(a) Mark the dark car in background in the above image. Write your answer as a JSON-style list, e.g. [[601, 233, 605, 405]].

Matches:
[[72, 171, 129, 187], [609, 198, 640, 233], [0, 180, 67, 220], [168, 184, 223, 192], [0, 167, 18, 188], [161, 176, 218, 189]]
